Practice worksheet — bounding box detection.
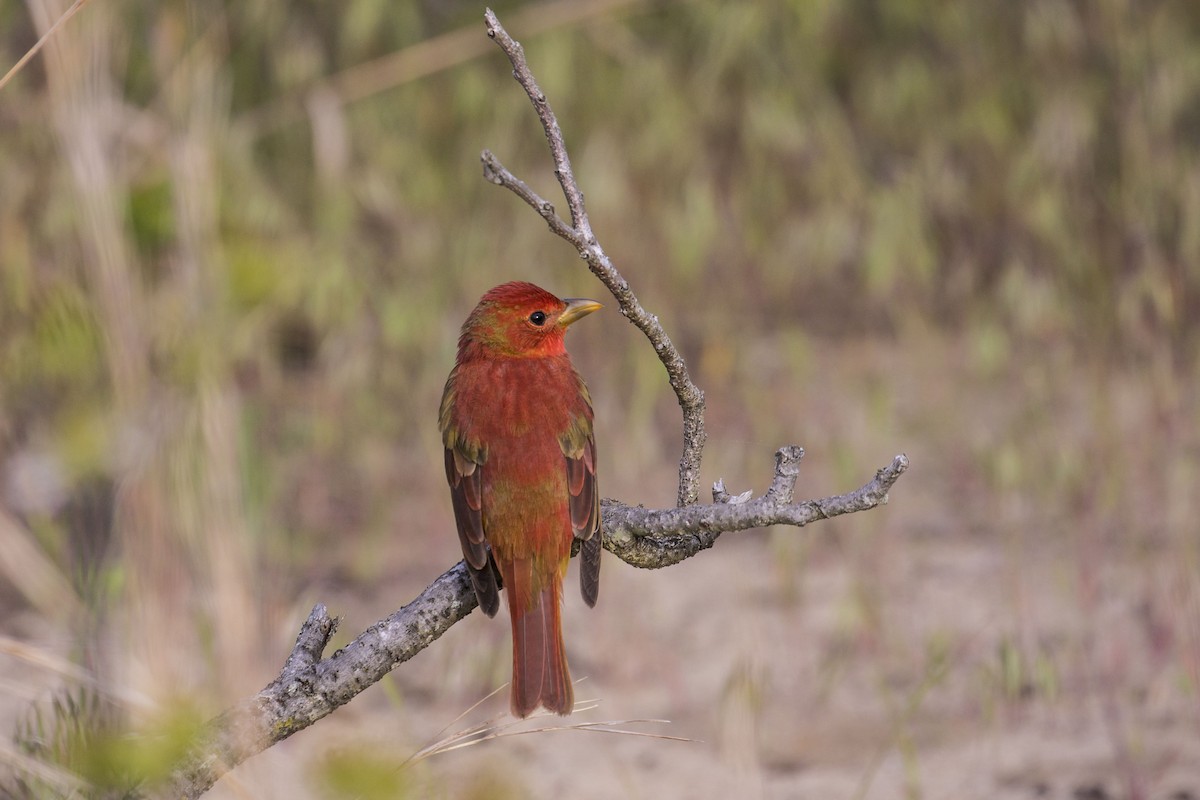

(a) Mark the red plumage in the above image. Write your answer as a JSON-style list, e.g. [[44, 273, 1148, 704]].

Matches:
[[439, 282, 602, 717]]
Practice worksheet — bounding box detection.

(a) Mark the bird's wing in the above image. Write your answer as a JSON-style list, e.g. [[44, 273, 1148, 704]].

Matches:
[[444, 445, 501, 617], [560, 390, 601, 608], [568, 433, 601, 608], [440, 369, 501, 617]]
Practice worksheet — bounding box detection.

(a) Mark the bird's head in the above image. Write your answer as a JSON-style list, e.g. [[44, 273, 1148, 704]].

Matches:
[[458, 281, 602, 360]]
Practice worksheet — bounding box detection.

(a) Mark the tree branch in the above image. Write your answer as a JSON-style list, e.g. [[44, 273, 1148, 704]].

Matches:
[[162, 10, 911, 797], [166, 567, 479, 799], [482, 7, 706, 508], [164, 451, 907, 798], [603, 449, 909, 569]]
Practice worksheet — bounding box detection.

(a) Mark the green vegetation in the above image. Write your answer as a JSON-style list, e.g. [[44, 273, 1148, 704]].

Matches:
[[2, 0, 1198, 796]]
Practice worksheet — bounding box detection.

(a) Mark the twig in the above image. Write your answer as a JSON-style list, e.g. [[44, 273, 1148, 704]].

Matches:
[[603, 450, 909, 569], [159, 10, 910, 797], [1, 0, 93, 92], [408, 710, 693, 764], [163, 450, 907, 798], [233, 0, 642, 140], [165, 567, 477, 799], [482, 8, 707, 508]]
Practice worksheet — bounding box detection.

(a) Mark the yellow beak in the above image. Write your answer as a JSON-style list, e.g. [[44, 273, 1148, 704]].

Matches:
[[558, 298, 603, 328]]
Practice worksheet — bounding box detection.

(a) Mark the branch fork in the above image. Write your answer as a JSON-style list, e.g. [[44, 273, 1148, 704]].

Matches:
[[161, 10, 910, 797]]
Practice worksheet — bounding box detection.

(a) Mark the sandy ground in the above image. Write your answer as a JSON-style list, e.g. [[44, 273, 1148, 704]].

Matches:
[[3, 335, 1199, 799], [181, 529, 1200, 800]]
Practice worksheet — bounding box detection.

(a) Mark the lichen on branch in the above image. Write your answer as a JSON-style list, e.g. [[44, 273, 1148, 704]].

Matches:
[[164, 10, 909, 798]]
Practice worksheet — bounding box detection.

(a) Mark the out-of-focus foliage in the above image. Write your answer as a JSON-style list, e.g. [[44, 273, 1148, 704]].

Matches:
[[2, 0, 1200, 794], [3, 0, 1198, 481], [3, 0, 1195, 470], [4, 1, 1198, 429]]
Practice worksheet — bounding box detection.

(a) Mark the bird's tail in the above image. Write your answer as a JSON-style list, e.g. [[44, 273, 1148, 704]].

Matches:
[[502, 559, 573, 717]]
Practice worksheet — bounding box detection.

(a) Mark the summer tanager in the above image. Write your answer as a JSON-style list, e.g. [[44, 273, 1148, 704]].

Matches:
[[439, 281, 602, 717]]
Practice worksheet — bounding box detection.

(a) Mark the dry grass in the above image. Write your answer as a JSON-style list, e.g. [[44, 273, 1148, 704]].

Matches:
[[3, 1, 1200, 797]]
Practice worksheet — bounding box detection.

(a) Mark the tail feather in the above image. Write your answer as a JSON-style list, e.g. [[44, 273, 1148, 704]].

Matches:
[[503, 559, 573, 717]]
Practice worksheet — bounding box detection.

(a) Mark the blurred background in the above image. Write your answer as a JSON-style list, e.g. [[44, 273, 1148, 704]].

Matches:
[[2, 0, 1199, 797]]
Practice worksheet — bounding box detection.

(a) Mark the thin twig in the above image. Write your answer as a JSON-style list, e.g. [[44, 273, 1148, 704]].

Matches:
[[428, 718, 697, 754], [163, 449, 907, 798], [482, 8, 708, 508], [602, 451, 909, 569], [157, 11, 910, 796], [0, 0, 93, 92], [409, 707, 693, 763], [232, 0, 643, 140]]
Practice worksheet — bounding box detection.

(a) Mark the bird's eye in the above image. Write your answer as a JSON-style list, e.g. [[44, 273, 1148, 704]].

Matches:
[[529, 311, 547, 326]]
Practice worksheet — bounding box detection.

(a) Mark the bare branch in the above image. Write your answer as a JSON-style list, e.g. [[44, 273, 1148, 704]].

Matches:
[[232, 0, 642, 140], [482, 8, 707, 508], [165, 567, 478, 799], [163, 451, 907, 798], [603, 450, 910, 569], [1, 0, 93, 92], [158, 11, 911, 797]]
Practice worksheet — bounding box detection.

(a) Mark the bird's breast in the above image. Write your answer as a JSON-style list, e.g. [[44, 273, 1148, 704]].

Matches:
[[453, 355, 583, 443], [450, 355, 589, 562]]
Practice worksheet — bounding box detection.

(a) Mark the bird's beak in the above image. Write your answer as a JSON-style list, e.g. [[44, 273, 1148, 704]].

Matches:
[[558, 298, 603, 328]]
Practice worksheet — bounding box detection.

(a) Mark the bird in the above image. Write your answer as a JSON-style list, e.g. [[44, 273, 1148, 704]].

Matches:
[[438, 281, 602, 717]]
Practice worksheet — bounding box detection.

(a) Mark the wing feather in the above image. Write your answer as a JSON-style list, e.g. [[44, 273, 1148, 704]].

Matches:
[[445, 447, 500, 617], [565, 433, 601, 608]]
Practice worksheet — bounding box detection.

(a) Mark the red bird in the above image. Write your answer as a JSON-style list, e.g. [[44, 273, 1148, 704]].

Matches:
[[439, 281, 602, 717]]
